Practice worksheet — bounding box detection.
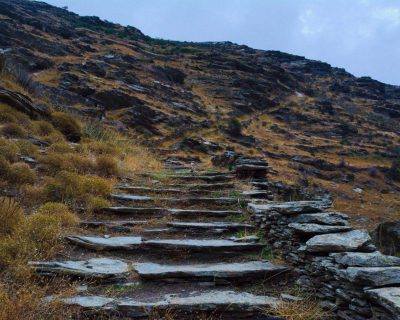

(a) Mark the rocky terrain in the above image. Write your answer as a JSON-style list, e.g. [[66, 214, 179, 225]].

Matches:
[[0, 0, 400, 319], [1, 0, 400, 226]]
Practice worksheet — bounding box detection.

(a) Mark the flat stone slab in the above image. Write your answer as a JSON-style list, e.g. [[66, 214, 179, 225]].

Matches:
[[241, 190, 270, 198], [111, 194, 244, 205], [365, 287, 400, 318], [66, 236, 263, 253], [29, 258, 130, 280], [167, 222, 254, 232], [248, 200, 331, 215], [143, 239, 264, 253], [344, 267, 400, 286], [169, 209, 242, 218], [167, 183, 235, 190], [111, 194, 153, 202], [168, 174, 235, 182], [288, 223, 352, 235], [304, 230, 373, 253], [134, 261, 288, 282], [66, 236, 142, 250], [58, 290, 280, 316], [100, 207, 242, 218], [101, 207, 165, 215], [81, 220, 147, 228], [330, 251, 400, 267], [229, 235, 260, 243], [292, 212, 349, 226]]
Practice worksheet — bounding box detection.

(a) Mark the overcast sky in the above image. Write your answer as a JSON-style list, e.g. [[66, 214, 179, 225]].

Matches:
[[43, 0, 400, 85]]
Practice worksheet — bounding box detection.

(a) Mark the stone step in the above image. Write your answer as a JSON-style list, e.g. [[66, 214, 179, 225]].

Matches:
[[29, 258, 129, 280], [164, 182, 236, 190], [134, 261, 289, 283], [249, 200, 331, 215], [81, 220, 147, 232], [54, 290, 280, 318], [116, 186, 271, 199], [100, 207, 243, 218], [66, 236, 264, 254], [167, 174, 235, 182], [110, 194, 246, 206], [166, 222, 254, 232]]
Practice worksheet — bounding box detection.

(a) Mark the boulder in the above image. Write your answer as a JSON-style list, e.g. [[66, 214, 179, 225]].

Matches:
[[249, 200, 331, 215]]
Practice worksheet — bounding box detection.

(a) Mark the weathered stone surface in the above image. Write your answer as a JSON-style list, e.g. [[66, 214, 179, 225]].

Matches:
[[168, 209, 242, 218], [29, 258, 130, 279], [143, 239, 264, 253], [365, 287, 400, 319], [101, 207, 165, 215], [229, 235, 260, 243], [111, 194, 244, 205], [81, 220, 147, 228], [288, 223, 352, 235], [235, 164, 269, 178], [344, 267, 400, 287], [168, 174, 235, 182], [58, 290, 280, 316], [249, 200, 330, 215], [304, 230, 373, 253], [110, 194, 152, 202], [134, 261, 288, 282], [293, 212, 349, 226], [330, 251, 400, 267], [167, 222, 254, 232], [66, 236, 142, 250], [241, 190, 270, 198]]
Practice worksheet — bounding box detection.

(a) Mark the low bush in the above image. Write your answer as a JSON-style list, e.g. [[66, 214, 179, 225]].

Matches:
[[8, 163, 36, 185], [35, 202, 79, 227], [43, 171, 113, 206], [32, 120, 56, 137], [1, 123, 27, 138], [96, 155, 119, 176], [15, 140, 39, 157], [0, 138, 19, 162], [0, 157, 11, 178], [0, 198, 24, 237], [51, 112, 82, 142]]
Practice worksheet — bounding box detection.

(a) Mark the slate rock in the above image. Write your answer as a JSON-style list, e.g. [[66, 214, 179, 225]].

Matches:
[[58, 290, 280, 317], [134, 261, 289, 282], [292, 212, 349, 226], [249, 200, 331, 215], [167, 222, 254, 232], [344, 267, 400, 286], [66, 236, 142, 250], [288, 223, 352, 235], [330, 251, 400, 267], [29, 258, 130, 279], [304, 230, 373, 253], [365, 287, 400, 319]]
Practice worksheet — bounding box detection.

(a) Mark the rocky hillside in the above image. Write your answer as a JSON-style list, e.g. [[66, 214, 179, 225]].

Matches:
[[1, 0, 399, 226]]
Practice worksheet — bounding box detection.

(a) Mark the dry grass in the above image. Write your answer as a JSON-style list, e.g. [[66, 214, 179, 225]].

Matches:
[[9, 162, 36, 185], [0, 198, 24, 237], [273, 298, 331, 320], [1, 123, 27, 138], [51, 111, 82, 142]]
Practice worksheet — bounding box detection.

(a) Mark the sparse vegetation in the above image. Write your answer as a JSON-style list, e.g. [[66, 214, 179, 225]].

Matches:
[[51, 112, 82, 142]]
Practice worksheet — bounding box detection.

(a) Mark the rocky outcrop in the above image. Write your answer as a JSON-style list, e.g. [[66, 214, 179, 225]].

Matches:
[[251, 200, 400, 320]]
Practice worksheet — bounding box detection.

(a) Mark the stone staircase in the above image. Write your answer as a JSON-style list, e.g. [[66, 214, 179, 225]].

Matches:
[[29, 164, 291, 319]]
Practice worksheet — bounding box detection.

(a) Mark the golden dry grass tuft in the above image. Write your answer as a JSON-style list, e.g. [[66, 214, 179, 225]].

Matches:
[[0, 198, 24, 237], [8, 162, 36, 185], [35, 202, 80, 227], [51, 111, 82, 142], [1, 123, 27, 138], [273, 298, 331, 320], [96, 155, 120, 177]]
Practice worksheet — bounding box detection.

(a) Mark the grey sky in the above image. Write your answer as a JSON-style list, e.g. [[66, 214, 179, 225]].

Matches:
[[43, 0, 400, 85]]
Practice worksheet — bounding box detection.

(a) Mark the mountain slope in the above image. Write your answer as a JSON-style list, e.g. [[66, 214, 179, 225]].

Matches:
[[0, 0, 399, 225]]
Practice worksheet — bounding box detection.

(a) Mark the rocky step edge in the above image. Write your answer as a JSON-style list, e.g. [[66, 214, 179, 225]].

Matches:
[[29, 258, 289, 283], [47, 290, 283, 319]]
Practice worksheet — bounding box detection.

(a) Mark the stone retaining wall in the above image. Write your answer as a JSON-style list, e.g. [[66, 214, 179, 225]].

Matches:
[[249, 200, 400, 320]]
